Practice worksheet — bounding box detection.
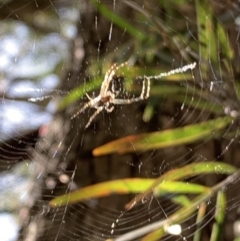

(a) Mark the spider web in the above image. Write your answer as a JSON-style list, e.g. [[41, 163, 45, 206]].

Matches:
[[1, 1, 240, 241]]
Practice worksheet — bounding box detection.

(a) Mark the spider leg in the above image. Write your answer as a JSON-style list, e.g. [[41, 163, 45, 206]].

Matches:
[[71, 94, 102, 120], [105, 105, 115, 113], [136, 76, 150, 100], [143, 76, 150, 99], [71, 101, 92, 119], [111, 76, 150, 105], [139, 77, 146, 99], [100, 63, 117, 96], [86, 93, 92, 100], [138, 76, 150, 99], [111, 98, 136, 105], [85, 106, 104, 129], [111, 78, 120, 97], [100, 62, 128, 96]]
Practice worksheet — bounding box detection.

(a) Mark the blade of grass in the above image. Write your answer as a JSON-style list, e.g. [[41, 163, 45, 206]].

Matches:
[[196, 0, 217, 67], [172, 195, 191, 207], [193, 202, 207, 241], [196, 0, 233, 71], [125, 162, 237, 210], [210, 191, 226, 241], [216, 22, 234, 62], [58, 76, 102, 110], [93, 116, 233, 156], [169, 94, 224, 114], [49, 179, 209, 207], [90, 0, 145, 41], [142, 99, 157, 122], [131, 82, 224, 114], [141, 226, 166, 241]]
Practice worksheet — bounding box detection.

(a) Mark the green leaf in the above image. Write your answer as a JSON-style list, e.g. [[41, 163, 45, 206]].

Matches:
[[196, 0, 234, 70], [125, 162, 237, 210], [147, 84, 224, 114], [196, 0, 218, 65], [93, 116, 233, 156], [169, 94, 224, 114], [49, 179, 209, 207], [58, 76, 101, 110], [210, 191, 226, 241], [216, 21, 234, 62], [193, 202, 207, 241], [171, 195, 191, 207], [89, 0, 145, 41]]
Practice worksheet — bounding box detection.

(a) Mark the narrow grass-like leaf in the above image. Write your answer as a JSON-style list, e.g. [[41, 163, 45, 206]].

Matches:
[[193, 202, 207, 241], [49, 179, 208, 207], [130, 82, 224, 115], [216, 22, 234, 62], [171, 195, 191, 207], [210, 191, 226, 241], [169, 94, 224, 114], [90, 0, 145, 41], [58, 77, 102, 110], [93, 116, 233, 156], [149, 84, 224, 114], [125, 162, 237, 210], [141, 227, 165, 241], [196, 0, 217, 66], [142, 100, 157, 122], [196, 0, 233, 72]]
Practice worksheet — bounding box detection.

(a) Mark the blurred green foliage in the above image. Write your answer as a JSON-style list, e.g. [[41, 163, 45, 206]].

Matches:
[[55, 0, 239, 240]]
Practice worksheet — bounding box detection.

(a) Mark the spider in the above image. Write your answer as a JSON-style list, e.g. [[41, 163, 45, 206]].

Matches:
[[71, 62, 150, 129]]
